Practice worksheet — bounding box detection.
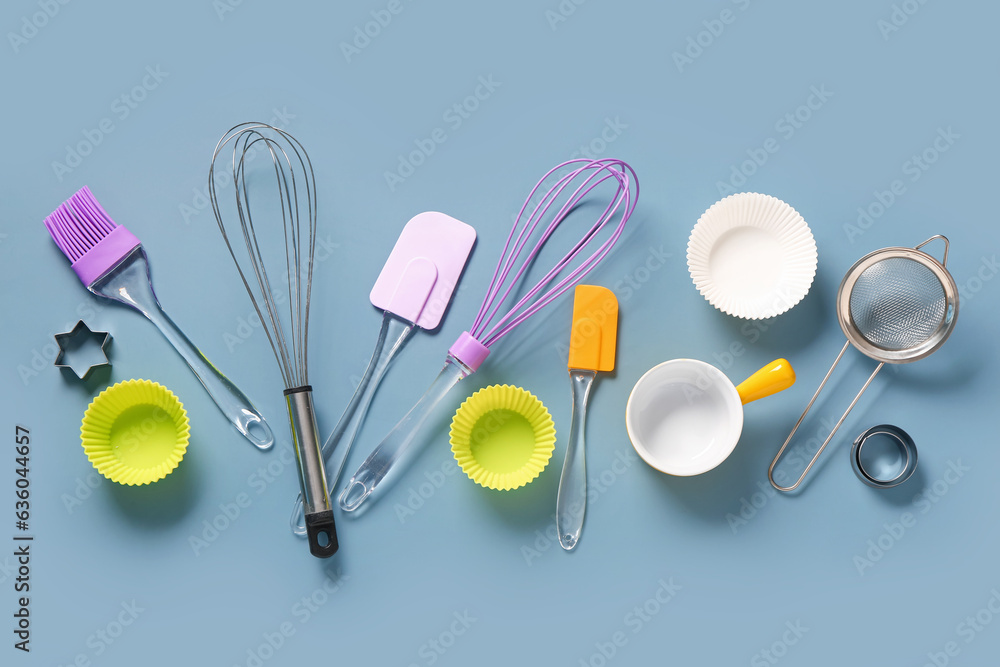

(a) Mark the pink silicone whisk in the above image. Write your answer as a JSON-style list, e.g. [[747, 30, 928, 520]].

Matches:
[[339, 158, 639, 512]]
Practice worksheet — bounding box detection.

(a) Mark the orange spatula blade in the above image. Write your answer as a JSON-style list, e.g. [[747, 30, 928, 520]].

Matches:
[[568, 285, 618, 372]]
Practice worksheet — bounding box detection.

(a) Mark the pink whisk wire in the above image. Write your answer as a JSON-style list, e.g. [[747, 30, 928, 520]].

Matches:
[[468, 158, 638, 349]]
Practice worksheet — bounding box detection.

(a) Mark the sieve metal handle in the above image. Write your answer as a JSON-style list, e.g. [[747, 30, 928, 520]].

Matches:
[[768, 341, 885, 492], [915, 235, 949, 267]]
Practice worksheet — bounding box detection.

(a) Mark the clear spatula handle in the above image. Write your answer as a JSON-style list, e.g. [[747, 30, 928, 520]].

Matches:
[[556, 369, 595, 551], [339, 356, 472, 512], [289, 312, 414, 535]]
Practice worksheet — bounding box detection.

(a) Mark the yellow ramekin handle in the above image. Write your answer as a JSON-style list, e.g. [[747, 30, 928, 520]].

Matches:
[[736, 358, 796, 405]]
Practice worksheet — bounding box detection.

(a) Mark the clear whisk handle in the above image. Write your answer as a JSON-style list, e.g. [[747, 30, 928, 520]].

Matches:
[[338, 355, 473, 512]]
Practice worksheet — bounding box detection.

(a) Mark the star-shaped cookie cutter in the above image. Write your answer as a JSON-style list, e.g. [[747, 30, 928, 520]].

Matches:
[[54, 320, 113, 380]]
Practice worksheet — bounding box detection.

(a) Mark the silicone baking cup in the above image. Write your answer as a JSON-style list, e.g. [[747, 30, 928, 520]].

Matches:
[[687, 192, 818, 319], [450, 385, 556, 491], [80, 379, 190, 486]]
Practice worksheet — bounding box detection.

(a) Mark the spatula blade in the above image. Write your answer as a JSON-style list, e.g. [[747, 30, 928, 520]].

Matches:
[[370, 212, 476, 330], [568, 285, 618, 372]]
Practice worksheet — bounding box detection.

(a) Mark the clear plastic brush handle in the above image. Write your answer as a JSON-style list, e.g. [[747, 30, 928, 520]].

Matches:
[[339, 356, 472, 512], [289, 313, 414, 535], [89, 247, 274, 450]]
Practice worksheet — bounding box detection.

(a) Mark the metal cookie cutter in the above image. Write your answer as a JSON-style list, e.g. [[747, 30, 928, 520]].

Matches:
[[54, 320, 112, 380], [851, 424, 918, 488]]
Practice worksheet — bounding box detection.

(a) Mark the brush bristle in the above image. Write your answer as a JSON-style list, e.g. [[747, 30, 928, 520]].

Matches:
[[44, 186, 119, 262]]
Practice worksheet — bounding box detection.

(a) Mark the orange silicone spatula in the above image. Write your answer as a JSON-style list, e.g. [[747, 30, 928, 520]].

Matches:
[[556, 284, 619, 551]]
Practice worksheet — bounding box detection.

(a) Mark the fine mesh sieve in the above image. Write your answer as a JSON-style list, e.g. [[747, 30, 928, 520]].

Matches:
[[769, 235, 958, 492]]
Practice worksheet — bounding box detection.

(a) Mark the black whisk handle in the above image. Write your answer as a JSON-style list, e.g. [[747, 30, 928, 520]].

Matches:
[[306, 510, 339, 558]]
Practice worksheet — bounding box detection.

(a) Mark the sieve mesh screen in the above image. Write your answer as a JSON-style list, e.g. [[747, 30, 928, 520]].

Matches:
[[849, 257, 946, 351]]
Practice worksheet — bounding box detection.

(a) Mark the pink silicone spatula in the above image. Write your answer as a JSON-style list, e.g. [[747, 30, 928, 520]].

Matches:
[[289, 212, 475, 534]]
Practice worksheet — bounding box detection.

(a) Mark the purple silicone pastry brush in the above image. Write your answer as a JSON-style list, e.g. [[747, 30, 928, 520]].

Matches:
[[44, 187, 274, 450], [339, 158, 639, 512]]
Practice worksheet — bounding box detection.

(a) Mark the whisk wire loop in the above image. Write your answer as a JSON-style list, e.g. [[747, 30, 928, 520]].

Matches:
[[470, 158, 638, 349], [209, 122, 318, 389]]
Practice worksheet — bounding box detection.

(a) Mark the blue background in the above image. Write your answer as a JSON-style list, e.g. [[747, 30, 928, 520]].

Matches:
[[2, 0, 998, 665]]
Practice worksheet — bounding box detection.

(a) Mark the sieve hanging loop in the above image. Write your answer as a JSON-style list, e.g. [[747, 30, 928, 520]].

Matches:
[[914, 234, 949, 267]]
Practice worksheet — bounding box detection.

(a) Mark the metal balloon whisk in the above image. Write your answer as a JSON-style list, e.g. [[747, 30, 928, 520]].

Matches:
[[208, 122, 337, 558]]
